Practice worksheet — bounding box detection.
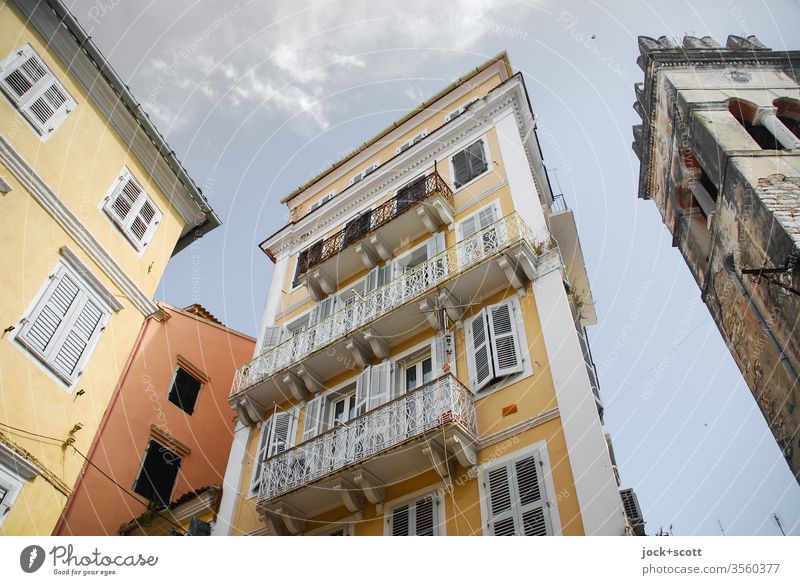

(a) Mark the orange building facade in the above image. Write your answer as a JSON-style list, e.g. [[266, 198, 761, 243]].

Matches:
[[53, 303, 254, 535]]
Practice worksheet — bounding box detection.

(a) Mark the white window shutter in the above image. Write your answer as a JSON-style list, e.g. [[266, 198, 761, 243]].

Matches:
[[414, 495, 437, 535], [458, 214, 479, 240], [426, 231, 446, 257], [478, 201, 499, 228], [465, 308, 493, 392], [310, 296, 335, 326], [487, 301, 523, 377], [368, 361, 392, 410], [486, 463, 517, 535], [390, 503, 410, 536], [250, 419, 272, 492], [514, 454, 550, 536], [432, 332, 453, 377], [260, 325, 283, 353], [106, 176, 142, 226], [19, 271, 80, 355], [51, 297, 103, 378], [104, 171, 161, 250], [267, 411, 294, 457], [355, 367, 371, 415], [302, 394, 325, 442], [17, 265, 109, 384]]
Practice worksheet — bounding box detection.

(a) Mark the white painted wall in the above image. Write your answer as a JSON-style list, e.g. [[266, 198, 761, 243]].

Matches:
[[498, 111, 625, 535]]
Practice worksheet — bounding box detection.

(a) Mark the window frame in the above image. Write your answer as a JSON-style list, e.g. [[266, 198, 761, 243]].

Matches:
[[100, 168, 163, 253], [0, 44, 77, 139], [0, 464, 24, 529], [131, 438, 182, 506], [14, 258, 113, 388], [384, 489, 444, 536], [167, 365, 203, 416], [464, 294, 529, 395], [478, 441, 560, 536], [449, 137, 492, 191]]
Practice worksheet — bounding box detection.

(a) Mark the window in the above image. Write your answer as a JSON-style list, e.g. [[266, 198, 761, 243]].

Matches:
[[15, 261, 111, 386], [404, 355, 433, 392], [102, 169, 163, 251], [330, 393, 357, 428], [0, 44, 76, 137], [465, 298, 524, 393], [0, 465, 23, 529], [451, 139, 488, 188], [396, 131, 428, 153], [445, 97, 478, 122], [167, 366, 202, 415], [483, 449, 552, 536], [250, 409, 297, 494], [387, 493, 440, 535], [133, 439, 182, 505], [309, 190, 335, 212], [456, 200, 503, 267], [349, 162, 380, 186]]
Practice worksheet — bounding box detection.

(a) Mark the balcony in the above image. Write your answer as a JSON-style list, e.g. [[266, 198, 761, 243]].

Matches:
[[297, 171, 455, 299], [257, 375, 478, 531], [231, 213, 558, 420]]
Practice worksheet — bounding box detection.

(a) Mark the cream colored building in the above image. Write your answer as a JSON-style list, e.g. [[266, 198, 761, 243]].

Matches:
[[0, 0, 219, 534], [216, 53, 629, 535]]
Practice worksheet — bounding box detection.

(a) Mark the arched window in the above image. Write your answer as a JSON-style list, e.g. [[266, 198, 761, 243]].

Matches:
[[729, 99, 780, 150], [774, 98, 800, 141]]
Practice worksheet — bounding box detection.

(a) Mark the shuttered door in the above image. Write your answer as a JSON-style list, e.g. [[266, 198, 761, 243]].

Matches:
[[260, 326, 283, 353], [396, 175, 427, 213], [487, 301, 523, 377], [354, 367, 371, 416], [250, 419, 273, 492], [486, 465, 517, 535], [267, 411, 294, 457], [302, 394, 325, 442], [389, 495, 438, 535], [466, 308, 493, 392], [485, 452, 551, 536]]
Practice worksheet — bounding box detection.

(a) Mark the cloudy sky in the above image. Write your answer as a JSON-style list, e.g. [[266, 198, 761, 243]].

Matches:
[[66, 0, 800, 535]]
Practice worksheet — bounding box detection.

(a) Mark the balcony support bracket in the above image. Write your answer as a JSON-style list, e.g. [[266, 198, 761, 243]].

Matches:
[[353, 470, 385, 508], [273, 502, 305, 535], [260, 509, 288, 536], [369, 235, 393, 262], [283, 372, 309, 401], [312, 269, 336, 296], [363, 329, 390, 360], [497, 254, 527, 295], [416, 205, 442, 234], [346, 337, 372, 369], [419, 296, 443, 331], [423, 442, 453, 491], [296, 365, 322, 394], [446, 432, 477, 469], [356, 242, 379, 269], [431, 198, 454, 226], [438, 288, 465, 323], [515, 247, 539, 282], [333, 479, 365, 518]]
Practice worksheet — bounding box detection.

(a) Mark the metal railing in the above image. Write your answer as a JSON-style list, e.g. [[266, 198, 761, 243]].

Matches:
[[257, 375, 477, 504], [295, 172, 454, 279], [231, 212, 534, 398]]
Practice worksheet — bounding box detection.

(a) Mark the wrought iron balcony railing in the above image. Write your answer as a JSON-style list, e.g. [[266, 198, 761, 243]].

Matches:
[[231, 212, 534, 398], [257, 374, 477, 505], [296, 172, 454, 279]]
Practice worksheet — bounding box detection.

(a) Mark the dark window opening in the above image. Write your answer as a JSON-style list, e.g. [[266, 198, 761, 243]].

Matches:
[[168, 367, 202, 415], [396, 175, 427, 214], [698, 167, 718, 203], [133, 439, 181, 505], [342, 210, 372, 246], [741, 119, 780, 150]]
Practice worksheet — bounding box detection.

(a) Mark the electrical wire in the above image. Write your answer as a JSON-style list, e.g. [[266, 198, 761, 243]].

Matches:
[[0, 421, 64, 444], [68, 445, 188, 536]]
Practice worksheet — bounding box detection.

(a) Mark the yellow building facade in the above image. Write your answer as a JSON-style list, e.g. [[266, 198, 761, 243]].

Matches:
[[217, 54, 628, 535], [0, 0, 220, 535]]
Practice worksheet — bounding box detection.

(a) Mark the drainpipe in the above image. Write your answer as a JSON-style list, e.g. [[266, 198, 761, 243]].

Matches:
[[723, 254, 799, 387]]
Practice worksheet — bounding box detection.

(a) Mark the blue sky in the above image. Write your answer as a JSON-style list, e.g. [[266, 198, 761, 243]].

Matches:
[[67, 0, 800, 535]]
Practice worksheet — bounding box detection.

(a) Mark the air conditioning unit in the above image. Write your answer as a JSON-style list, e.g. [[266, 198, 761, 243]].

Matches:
[[620, 488, 646, 536]]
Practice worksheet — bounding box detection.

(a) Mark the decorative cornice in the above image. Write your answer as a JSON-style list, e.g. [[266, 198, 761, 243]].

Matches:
[[0, 133, 158, 316], [10, 0, 222, 253], [264, 78, 535, 260], [478, 407, 560, 449]]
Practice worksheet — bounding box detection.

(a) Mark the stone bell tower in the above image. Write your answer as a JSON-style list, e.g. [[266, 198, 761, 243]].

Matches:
[[633, 35, 800, 481]]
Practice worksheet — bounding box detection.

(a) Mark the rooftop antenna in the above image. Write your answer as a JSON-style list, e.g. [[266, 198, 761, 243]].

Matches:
[[717, 519, 726, 536], [773, 513, 786, 536]]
